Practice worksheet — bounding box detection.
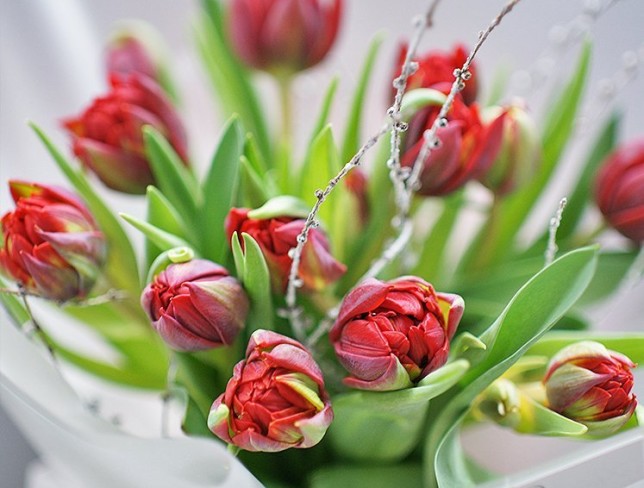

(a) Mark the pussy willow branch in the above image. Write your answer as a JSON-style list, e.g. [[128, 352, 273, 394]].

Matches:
[[285, 123, 389, 338], [360, 0, 522, 283], [285, 0, 443, 338], [544, 197, 568, 266], [388, 0, 442, 212]]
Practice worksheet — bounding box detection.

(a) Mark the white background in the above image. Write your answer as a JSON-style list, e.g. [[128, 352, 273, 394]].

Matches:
[[2, 0, 644, 485]]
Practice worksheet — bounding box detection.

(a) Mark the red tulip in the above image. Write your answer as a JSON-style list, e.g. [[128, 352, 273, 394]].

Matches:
[[225, 207, 346, 292], [392, 43, 478, 105], [141, 259, 248, 351], [544, 341, 637, 436], [209, 329, 333, 452], [0, 181, 106, 302], [401, 89, 506, 197], [62, 73, 188, 194], [329, 277, 464, 391], [228, 0, 343, 74], [595, 139, 644, 242]]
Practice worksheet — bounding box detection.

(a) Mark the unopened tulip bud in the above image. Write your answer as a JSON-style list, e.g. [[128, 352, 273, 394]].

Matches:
[[209, 329, 333, 452], [0, 181, 106, 301], [228, 0, 343, 75], [594, 139, 644, 242], [544, 341, 637, 436], [329, 277, 464, 391], [479, 101, 540, 196], [141, 259, 248, 351]]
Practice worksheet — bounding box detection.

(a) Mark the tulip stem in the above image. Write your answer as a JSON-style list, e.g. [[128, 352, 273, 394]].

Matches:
[[277, 74, 294, 192], [161, 352, 179, 438], [227, 443, 241, 457]]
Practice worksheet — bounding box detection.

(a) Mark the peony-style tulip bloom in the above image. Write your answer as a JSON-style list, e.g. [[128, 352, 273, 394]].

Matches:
[[62, 73, 188, 195], [401, 89, 506, 197], [228, 0, 343, 74], [0, 181, 106, 302], [208, 329, 333, 452], [225, 207, 346, 292], [478, 101, 540, 196], [594, 139, 644, 242], [392, 43, 478, 105], [544, 341, 637, 436], [141, 259, 248, 351], [329, 277, 464, 391]]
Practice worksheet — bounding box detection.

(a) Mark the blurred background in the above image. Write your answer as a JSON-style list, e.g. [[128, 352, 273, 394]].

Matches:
[[2, 0, 643, 485]]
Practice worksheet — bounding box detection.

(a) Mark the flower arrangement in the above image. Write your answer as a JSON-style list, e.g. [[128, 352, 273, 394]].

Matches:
[[1, 0, 644, 487]]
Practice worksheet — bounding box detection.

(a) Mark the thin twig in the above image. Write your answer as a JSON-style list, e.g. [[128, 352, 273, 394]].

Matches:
[[360, 0, 522, 283], [544, 197, 568, 266], [285, 123, 390, 337]]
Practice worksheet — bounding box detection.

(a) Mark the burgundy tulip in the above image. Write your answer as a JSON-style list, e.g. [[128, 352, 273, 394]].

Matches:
[[209, 329, 333, 452], [141, 259, 248, 351], [595, 139, 644, 242], [63, 73, 188, 194], [401, 89, 506, 197], [329, 277, 464, 391], [392, 43, 478, 105], [228, 0, 343, 74], [0, 181, 106, 302], [225, 207, 346, 292], [544, 341, 637, 436]]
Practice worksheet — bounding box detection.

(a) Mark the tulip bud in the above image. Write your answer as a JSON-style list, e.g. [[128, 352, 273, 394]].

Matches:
[[393, 43, 478, 105], [594, 139, 644, 242], [106, 24, 160, 81], [543, 341, 637, 436], [401, 89, 506, 197], [329, 277, 464, 391], [225, 204, 346, 292], [208, 329, 333, 452], [479, 101, 540, 196], [228, 0, 343, 75], [62, 73, 188, 194], [140, 259, 248, 351], [0, 181, 106, 302]]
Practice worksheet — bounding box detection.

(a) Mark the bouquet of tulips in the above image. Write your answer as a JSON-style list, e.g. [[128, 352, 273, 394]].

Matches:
[[1, 0, 644, 486]]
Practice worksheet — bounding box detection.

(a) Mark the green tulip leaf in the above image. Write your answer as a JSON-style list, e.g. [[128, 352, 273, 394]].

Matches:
[[557, 112, 620, 240], [341, 33, 384, 163], [143, 126, 200, 223], [145, 186, 191, 268], [196, 0, 271, 161], [29, 123, 140, 297], [239, 156, 270, 208], [247, 195, 310, 220], [424, 246, 598, 487], [329, 360, 468, 462], [120, 213, 191, 252], [306, 77, 339, 158], [513, 390, 588, 436], [230, 232, 274, 334], [199, 116, 244, 262]]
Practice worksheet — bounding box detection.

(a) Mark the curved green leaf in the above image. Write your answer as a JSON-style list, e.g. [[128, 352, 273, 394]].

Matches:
[[424, 246, 598, 487], [121, 213, 191, 251], [199, 116, 244, 262], [143, 126, 199, 222], [145, 186, 191, 267], [329, 360, 468, 462], [341, 33, 384, 162]]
